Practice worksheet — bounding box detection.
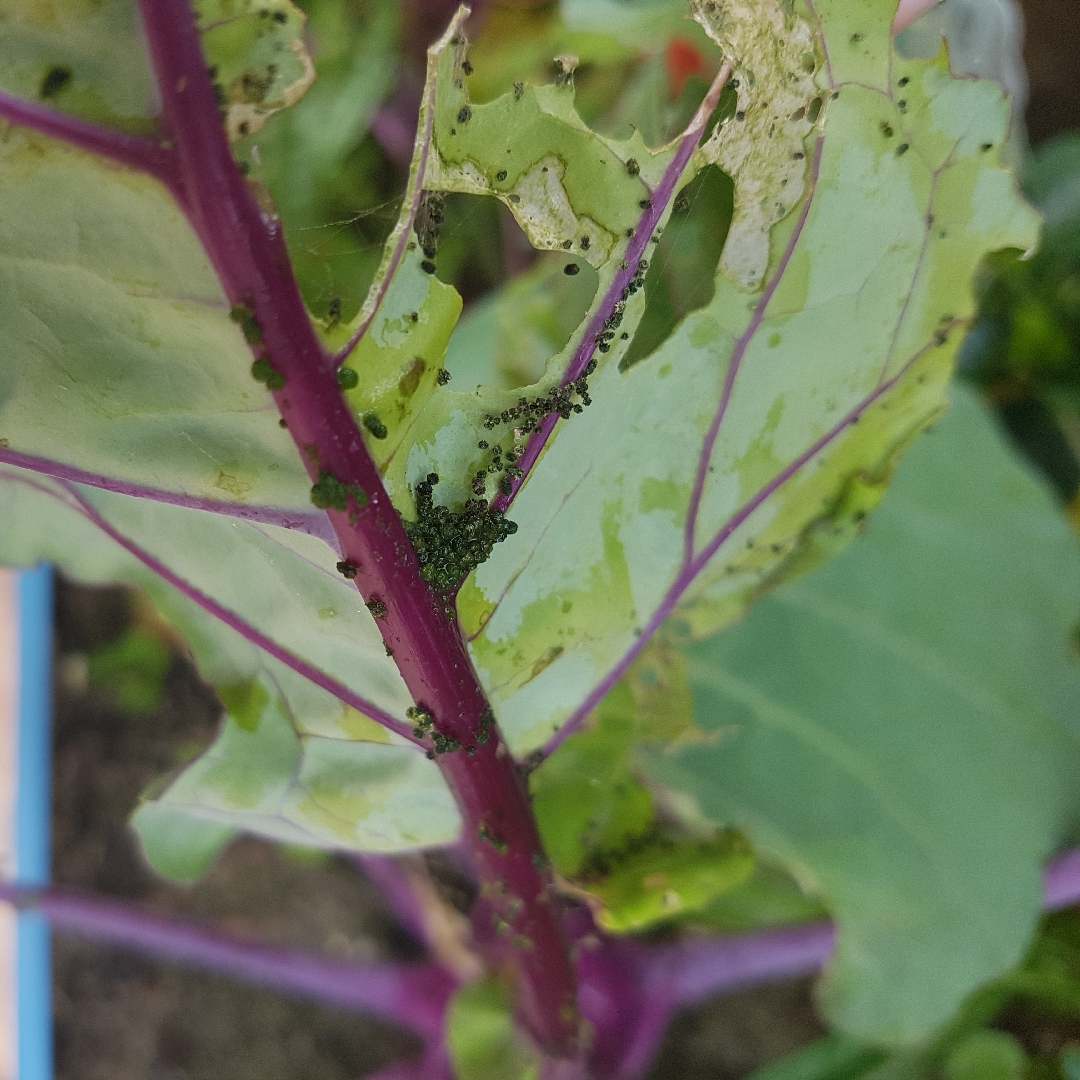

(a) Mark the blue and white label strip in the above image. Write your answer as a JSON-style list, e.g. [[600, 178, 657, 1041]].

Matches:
[[0, 566, 53, 1080]]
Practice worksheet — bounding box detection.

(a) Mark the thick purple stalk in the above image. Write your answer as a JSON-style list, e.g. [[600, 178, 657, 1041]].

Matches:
[[0, 91, 179, 192], [0, 445, 336, 542], [136, 0, 579, 1052], [0, 881, 452, 1038], [491, 60, 732, 515]]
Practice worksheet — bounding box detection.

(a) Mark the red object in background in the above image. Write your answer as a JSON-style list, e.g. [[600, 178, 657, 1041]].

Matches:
[[665, 38, 705, 99]]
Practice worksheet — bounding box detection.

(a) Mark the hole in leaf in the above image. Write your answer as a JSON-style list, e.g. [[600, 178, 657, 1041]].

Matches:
[[621, 165, 734, 370], [440, 196, 600, 389]]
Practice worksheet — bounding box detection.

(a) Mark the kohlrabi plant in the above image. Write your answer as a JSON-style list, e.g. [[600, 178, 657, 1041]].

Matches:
[[2, 0, 1080, 1077]]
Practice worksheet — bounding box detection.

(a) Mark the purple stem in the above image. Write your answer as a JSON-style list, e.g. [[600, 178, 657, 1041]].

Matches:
[[490, 60, 733, 515], [50, 478, 422, 745], [0, 91, 179, 193], [0, 881, 453, 1038], [0, 446, 336, 542], [136, 1, 580, 1052]]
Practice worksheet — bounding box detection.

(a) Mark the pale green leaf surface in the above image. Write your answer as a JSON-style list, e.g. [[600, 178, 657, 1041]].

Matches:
[[0, 467, 412, 721], [0, 127, 315, 513], [131, 803, 238, 883], [644, 386, 1080, 1044], [459, 6, 1038, 756], [0, 0, 157, 132], [137, 668, 461, 859], [0, 470, 461, 862]]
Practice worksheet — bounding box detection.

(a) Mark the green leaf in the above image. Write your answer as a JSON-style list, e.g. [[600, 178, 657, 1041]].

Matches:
[[130, 802, 237, 883], [643, 385, 1080, 1044], [745, 1034, 888, 1080], [136, 665, 461, 862], [445, 977, 542, 1080], [459, 1, 1039, 756], [0, 469, 462, 863], [530, 640, 752, 931], [943, 1031, 1027, 1080], [86, 624, 171, 715], [0, 126, 313, 513], [0, 0, 157, 133]]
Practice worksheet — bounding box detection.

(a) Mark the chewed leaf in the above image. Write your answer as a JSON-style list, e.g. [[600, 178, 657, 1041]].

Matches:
[[333, 9, 687, 518], [0, 0, 158, 133], [691, 0, 818, 288], [461, 0, 1040, 755], [195, 0, 315, 141]]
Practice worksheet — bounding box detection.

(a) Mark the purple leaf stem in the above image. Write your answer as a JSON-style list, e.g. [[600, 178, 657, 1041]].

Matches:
[[52, 478, 422, 745], [490, 59, 733, 516], [682, 138, 824, 563], [0, 91, 179, 194], [0, 881, 453, 1039], [0, 445, 337, 542], [137, 0, 580, 1051]]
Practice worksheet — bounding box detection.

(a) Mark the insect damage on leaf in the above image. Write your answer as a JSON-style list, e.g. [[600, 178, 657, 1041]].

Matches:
[[404, 473, 518, 593], [691, 0, 818, 289], [196, 0, 316, 141]]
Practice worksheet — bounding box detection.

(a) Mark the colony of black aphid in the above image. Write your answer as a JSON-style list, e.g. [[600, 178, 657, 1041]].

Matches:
[[403, 473, 519, 594]]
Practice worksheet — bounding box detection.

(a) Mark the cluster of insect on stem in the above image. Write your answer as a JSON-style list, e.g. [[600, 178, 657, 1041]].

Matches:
[[406, 705, 464, 757], [403, 473, 518, 593], [483, 357, 596, 436], [594, 258, 649, 354], [309, 469, 368, 514]]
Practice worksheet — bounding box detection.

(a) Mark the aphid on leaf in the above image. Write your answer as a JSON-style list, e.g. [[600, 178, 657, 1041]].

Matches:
[[39, 65, 72, 99], [625, 158, 640, 176], [335, 560, 358, 579], [564, 263, 580, 276], [437, 368, 452, 385], [251, 357, 285, 391], [363, 413, 388, 439], [366, 598, 388, 619], [337, 367, 359, 390]]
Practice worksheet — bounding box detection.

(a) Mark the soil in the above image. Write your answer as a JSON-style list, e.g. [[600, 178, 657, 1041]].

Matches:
[[43, 2, 1080, 1075]]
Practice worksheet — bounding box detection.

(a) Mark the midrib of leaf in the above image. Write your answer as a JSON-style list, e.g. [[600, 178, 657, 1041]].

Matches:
[[0, 444, 336, 540], [492, 59, 734, 514]]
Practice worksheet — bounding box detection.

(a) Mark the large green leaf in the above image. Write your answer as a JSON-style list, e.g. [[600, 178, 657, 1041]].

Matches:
[[458, 1, 1038, 756], [0, 125, 314, 513], [645, 385, 1080, 1044]]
